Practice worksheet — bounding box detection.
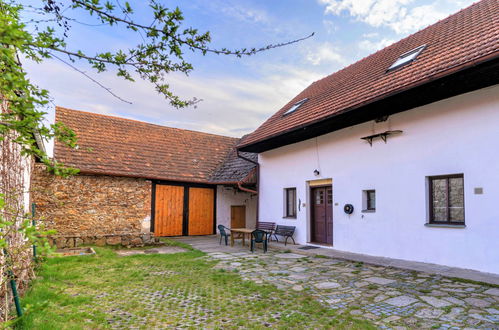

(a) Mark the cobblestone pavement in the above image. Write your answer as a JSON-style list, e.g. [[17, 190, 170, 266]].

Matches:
[[177, 237, 499, 329]]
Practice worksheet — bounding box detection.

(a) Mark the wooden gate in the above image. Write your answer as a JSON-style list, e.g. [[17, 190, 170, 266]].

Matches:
[[154, 185, 184, 236], [153, 183, 215, 237], [188, 187, 215, 235]]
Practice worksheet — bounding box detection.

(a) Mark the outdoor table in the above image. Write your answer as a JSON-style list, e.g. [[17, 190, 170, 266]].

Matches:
[[229, 228, 254, 247]]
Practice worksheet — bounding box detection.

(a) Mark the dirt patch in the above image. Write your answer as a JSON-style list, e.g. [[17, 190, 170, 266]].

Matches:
[[116, 246, 187, 256], [54, 247, 96, 257]]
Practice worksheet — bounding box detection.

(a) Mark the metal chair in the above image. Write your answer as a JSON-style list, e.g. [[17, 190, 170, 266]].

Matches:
[[251, 229, 268, 253], [218, 225, 230, 246]]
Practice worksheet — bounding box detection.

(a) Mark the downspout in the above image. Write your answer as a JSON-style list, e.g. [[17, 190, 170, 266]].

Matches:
[[236, 150, 260, 223], [237, 181, 257, 194]]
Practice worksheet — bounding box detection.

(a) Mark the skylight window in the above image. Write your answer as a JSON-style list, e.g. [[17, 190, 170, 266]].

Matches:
[[283, 98, 308, 116], [387, 45, 426, 72]]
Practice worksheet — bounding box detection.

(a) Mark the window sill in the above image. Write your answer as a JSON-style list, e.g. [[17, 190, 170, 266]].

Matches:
[[282, 216, 297, 220], [425, 223, 466, 229], [361, 209, 376, 213]]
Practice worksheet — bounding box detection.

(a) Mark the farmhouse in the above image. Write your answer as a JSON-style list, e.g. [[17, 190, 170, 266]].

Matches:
[[30, 0, 497, 275], [31, 107, 257, 247], [238, 0, 499, 274]]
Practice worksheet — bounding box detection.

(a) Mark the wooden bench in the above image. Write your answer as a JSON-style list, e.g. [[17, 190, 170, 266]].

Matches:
[[273, 225, 296, 246], [256, 222, 276, 236]]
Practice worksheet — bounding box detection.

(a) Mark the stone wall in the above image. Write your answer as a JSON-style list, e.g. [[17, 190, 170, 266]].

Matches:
[[31, 164, 153, 247]]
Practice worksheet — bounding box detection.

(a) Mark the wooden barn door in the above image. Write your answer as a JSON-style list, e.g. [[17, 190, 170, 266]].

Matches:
[[188, 187, 215, 235], [154, 185, 184, 236]]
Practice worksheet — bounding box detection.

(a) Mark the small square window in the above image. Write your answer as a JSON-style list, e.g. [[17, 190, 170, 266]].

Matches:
[[428, 174, 464, 225], [362, 190, 376, 212], [284, 188, 297, 218]]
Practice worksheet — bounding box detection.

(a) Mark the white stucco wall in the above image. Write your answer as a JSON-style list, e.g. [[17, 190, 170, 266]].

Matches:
[[216, 186, 257, 229], [258, 85, 499, 274]]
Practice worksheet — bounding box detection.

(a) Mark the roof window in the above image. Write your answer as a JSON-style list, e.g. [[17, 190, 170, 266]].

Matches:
[[387, 45, 426, 72], [283, 98, 308, 116]]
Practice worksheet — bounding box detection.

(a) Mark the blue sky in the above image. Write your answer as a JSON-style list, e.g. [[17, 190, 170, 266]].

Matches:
[[22, 0, 475, 143]]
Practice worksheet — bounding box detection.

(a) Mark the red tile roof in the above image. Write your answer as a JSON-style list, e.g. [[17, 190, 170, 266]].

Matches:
[[210, 150, 258, 184], [55, 107, 244, 183], [239, 0, 499, 149]]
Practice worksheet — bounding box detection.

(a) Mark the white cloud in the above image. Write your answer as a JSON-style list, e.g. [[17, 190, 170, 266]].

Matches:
[[220, 6, 269, 24], [306, 42, 345, 66], [22, 56, 323, 157], [358, 38, 395, 52], [318, 0, 476, 34], [389, 4, 445, 34], [202, 0, 269, 25], [322, 19, 338, 34], [362, 32, 379, 38]]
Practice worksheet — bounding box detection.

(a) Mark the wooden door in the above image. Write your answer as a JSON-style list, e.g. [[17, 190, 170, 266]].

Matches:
[[311, 186, 333, 245], [325, 187, 333, 244], [188, 187, 215, 235], [231, 205, 246, 228], [154, 185, 184, 236]]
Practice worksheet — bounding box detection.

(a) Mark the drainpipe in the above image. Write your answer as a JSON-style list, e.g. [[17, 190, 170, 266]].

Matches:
[[237, 181, 257, 194], [236, 151, 260, 223]]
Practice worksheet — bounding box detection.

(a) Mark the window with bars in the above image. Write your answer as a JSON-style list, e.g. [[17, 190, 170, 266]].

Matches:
[[284, 188, 297, 218], [428, 174, 465, 224]]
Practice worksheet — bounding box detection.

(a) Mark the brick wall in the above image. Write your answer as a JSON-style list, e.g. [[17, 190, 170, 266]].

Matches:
[[31, 163, 152, 247]]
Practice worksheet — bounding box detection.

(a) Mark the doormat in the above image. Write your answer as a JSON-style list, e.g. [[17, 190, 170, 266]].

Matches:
[[298, 246, 320, 250]]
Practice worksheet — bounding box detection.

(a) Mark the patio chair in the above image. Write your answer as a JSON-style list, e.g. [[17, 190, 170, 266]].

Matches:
[[273, 225, 296, 246], [251, 229, 268, 253], [218, 225, 230, 246]]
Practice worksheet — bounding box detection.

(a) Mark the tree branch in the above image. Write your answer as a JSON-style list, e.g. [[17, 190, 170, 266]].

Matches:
[[70, 0, 314, 56], [50, 52, 132, 104]]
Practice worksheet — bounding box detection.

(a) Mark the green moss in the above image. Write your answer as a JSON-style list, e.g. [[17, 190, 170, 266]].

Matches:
[[18, 245, 374, 329], [447, 277, 499, 288], [314, 254, 329, 259], [442, 306, 453, 313]]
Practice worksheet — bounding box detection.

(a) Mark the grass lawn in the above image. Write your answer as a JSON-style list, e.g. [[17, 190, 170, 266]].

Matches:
[[17, 241, 373, 329]]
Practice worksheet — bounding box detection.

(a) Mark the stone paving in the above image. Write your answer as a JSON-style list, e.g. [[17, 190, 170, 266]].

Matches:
[[176, 237, 499, 329]]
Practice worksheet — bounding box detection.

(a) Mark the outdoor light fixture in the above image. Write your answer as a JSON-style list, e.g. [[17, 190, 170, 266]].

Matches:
[[313, 169, 320, 176]]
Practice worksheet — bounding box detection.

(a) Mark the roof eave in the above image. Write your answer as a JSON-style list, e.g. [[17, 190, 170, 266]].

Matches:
[[76, 168, 217, 185], [74, 168, 257, 187], [238, 53, 499, 153]]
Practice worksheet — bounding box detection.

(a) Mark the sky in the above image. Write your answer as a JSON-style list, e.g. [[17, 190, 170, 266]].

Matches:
[[21, 0, 476, 153]]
